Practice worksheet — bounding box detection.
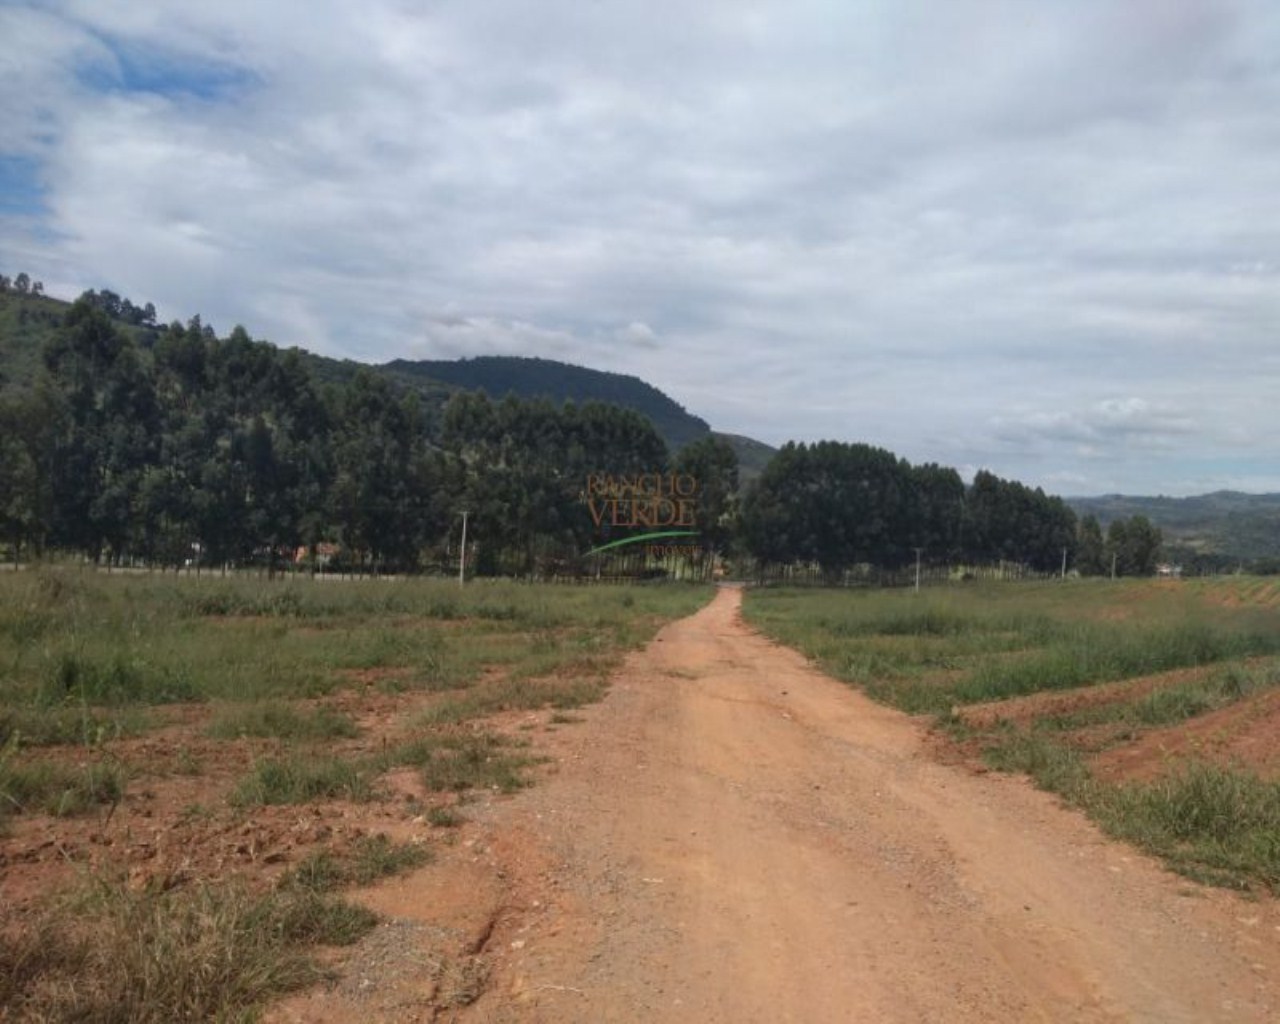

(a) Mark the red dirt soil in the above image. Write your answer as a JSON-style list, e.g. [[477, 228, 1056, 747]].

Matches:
[[270, 587, 1280, 1023], [1092, 687, 1280, 783], [957, 664, 1217, 730], [0, 686, 470, 911]]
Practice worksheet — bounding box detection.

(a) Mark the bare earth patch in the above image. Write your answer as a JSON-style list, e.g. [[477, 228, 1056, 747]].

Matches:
[[956, 664, 1217, 729], [1092, 687, 1280, 783]]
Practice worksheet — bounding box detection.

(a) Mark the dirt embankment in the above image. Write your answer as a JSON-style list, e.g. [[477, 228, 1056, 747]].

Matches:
[[275, 587, 1280, 1023]]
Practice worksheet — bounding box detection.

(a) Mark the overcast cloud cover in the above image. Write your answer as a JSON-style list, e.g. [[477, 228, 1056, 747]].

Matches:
[[2, 0, 1278, 496]]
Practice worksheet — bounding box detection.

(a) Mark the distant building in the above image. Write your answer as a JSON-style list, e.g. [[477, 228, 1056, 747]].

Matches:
[[294, 543, 340, 567], [1156, 563, 1182, 578]]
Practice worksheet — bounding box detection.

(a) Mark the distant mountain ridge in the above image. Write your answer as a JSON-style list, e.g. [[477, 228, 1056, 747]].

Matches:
[[0, 286, 776, 468], [1068, 491, 1280, 562], [384, 355, 711, 450]]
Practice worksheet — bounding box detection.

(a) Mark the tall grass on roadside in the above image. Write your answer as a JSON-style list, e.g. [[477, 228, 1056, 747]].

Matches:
[[206, 702, 360, 741], [949, 621, 1279, 706], [381, 730, 537, 793], [0, 878, 375, 1023], [1034, 662, 1274, 733], [750, 581, 1280, 892], [417, 675, 608, 726], [282, 834, 432, 892], [0, 740, 124, 820], [230, 755, 372, 806], [1095, 765, 1280, 890], [0, 704, 149, 748], [744, 582, 1280, 714], [983, 730, 1280, 891], [0, 570, 709, 713]]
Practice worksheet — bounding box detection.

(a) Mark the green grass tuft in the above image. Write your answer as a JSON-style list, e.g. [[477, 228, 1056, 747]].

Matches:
[[230, 755, 371, 806], [206, 702, 360, 740], [0, 749, 125, 819], [283, 834, 431, 892], [419, 733, 534, 794], [0, 878, 376, 1022]]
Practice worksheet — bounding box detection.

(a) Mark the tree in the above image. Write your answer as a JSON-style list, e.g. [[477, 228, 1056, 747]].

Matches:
[[42, 299, 138, 559], [741, 441, 915, 575], [962, 470, 1076, 571], [0, 385, 60, 561], [329, 370, 424, 571], [440, 391, 671, 573], [673, 436, 739, 555], [1077, 515, 1106, 575], [1106, 515, 1162, 576], [14, 272, 30, 295], [907, 463, 966, 560]]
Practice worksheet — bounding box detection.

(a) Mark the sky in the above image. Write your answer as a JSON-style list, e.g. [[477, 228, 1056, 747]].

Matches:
[[2, 0, 1278, 497]]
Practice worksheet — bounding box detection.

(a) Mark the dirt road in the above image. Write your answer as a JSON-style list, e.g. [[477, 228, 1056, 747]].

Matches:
[[281, 586, 1280, 1022]]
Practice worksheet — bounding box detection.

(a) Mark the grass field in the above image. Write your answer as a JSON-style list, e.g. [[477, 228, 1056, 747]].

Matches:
[[0, 569, 710, 1021], [744, 578, 1280, 892]]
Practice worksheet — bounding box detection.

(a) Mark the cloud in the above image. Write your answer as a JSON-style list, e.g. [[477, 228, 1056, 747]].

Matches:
[[2, 0, 1280, 495], [405, 316, 580, 361], [991, 399, 1200, 455]]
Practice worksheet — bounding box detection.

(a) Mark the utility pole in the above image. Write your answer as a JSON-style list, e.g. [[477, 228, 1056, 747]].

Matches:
[[458, 510, 469, 586], [914, 547, 924, 593]]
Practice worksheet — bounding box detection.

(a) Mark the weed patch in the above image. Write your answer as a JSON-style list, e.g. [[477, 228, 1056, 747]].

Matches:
[[0, 747, 124, 819], [231, 755, 372, 806], [1097, 765, 1280, 890], [0, 879, 375, 1022], [283, 834, 431, 892], [419, 733, 534, 794], [427, 805, 464, 827], [0, 704, 149, 747], [206, 702, 360, 741]]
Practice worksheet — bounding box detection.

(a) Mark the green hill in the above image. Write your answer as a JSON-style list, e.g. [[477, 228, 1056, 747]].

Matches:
[[0, 290, 74, 389], [0, 283, 773, 464], [0, 288, 165, 392], [384, 355, 711, 450], [1068, 492, 1280, 563], [714, 432, 776, 484]]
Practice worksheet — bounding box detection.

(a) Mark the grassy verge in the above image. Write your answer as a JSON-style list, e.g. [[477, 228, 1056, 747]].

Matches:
[[1, 741, 124, 820], [0, 879, 376, 1023], [283, 834, 433, 891], [0, 571, 708, 711], [746, 580, 1280, 891], [0, 570, 709, 1019], [982, 730, 1280, 890], [230, 754, 373, 806], [745, 582, 1280, 713], [0, 571, 710, 822], [206, 702, 361, 741]]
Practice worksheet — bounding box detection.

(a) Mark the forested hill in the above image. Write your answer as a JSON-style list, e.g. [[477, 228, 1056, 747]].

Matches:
[[0, 288, 732, 454], [1068, 492, 1280, 564], [384, 356, 711, 450]]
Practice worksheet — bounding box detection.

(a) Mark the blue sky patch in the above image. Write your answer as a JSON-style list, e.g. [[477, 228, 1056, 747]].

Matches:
[[77, 36, 257, 102], [0, 156, 47, 216]]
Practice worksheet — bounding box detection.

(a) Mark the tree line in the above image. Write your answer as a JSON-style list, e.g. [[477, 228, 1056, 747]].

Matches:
[[739, 441, 1165, 578], [0, 272, 45, 297], [0, 295, 687, 573], [1, 290, 1165, 578]]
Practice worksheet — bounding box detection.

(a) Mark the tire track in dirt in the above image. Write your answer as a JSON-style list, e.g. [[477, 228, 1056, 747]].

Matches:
[[281, 586, 1280, 1022]]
